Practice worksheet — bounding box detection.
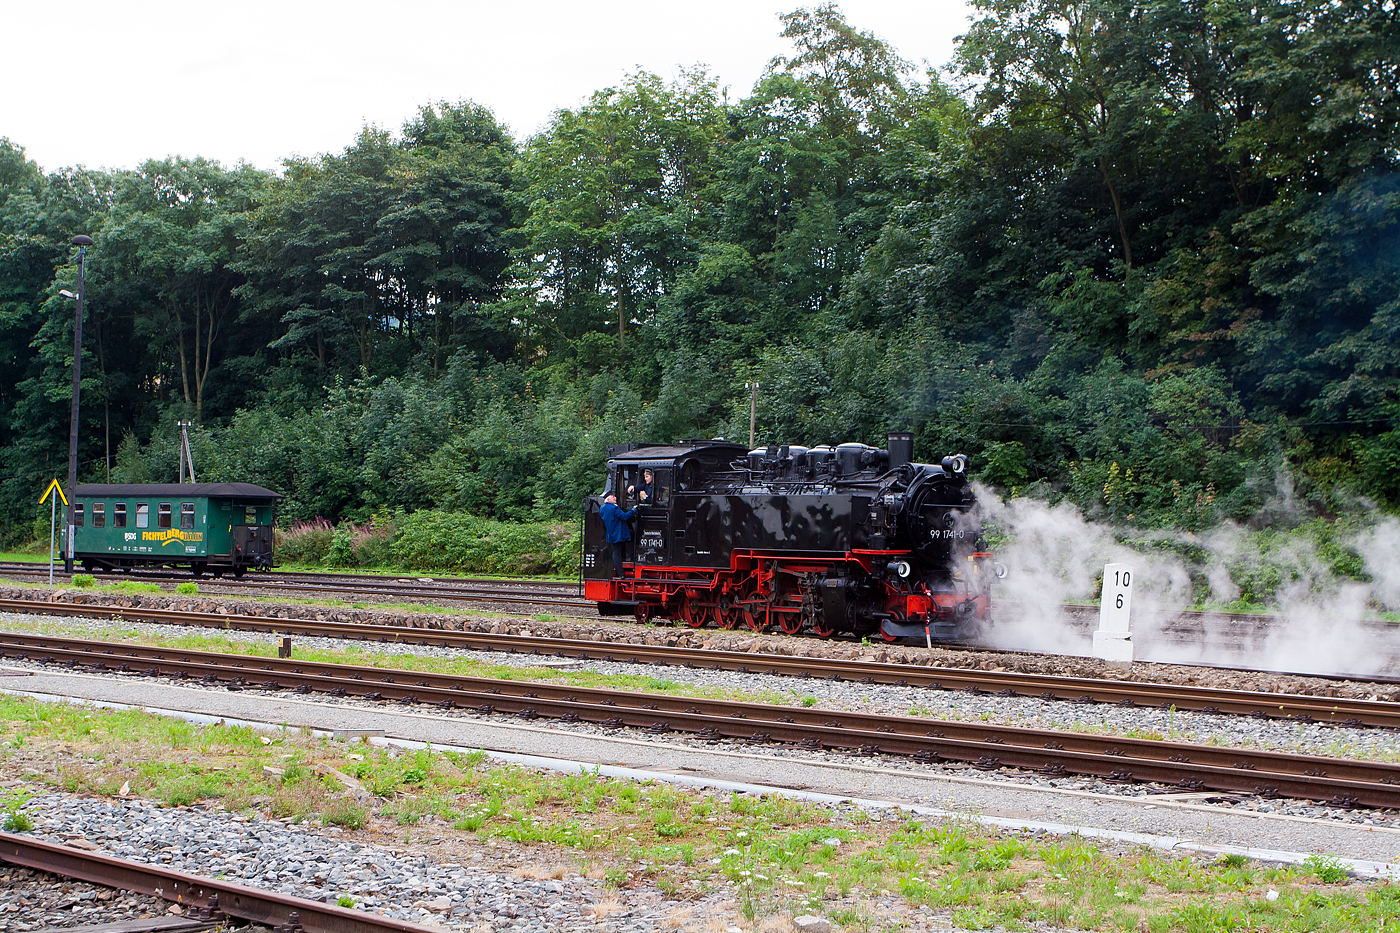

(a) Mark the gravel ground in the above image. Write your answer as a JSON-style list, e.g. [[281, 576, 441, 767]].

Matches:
[[0, 863, 184, 931], [0, 791, 1004, 933], [1, 610, 1398, 830]]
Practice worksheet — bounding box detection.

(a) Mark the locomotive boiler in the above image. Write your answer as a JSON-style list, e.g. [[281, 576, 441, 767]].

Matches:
[[582, 432, 998, 641]]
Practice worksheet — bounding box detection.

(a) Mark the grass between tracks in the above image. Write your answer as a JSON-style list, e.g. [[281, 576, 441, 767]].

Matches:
[[2, 614, 1400, 765], [0, 616, 797, 707], [0, 697, 1396, 932]]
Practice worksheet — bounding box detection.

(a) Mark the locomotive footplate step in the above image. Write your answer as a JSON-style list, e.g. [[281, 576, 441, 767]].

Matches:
[[878, 619, 963, 642]]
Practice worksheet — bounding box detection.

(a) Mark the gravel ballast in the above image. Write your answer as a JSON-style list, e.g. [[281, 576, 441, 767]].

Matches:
[[0, 609, 1398, 831]]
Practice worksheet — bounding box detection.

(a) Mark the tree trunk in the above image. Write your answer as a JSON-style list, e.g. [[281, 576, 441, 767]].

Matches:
[[1100, 163, 1133, 268], [172, 296, 192, 411]]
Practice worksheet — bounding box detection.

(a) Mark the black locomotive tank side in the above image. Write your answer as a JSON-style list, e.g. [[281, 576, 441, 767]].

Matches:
[[582, 433, 996, 640]]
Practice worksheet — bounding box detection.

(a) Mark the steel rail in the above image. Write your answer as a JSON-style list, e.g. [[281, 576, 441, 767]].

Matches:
[[0, 560, 576, 593], [0, 830, 437, 933], [1, 597, 1396, 729], [2, 632, 1399, 809], [0, 568, 588, 609]]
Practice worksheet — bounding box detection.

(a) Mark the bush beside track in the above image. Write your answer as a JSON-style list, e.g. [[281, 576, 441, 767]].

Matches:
[[275, 511, 580, 576]]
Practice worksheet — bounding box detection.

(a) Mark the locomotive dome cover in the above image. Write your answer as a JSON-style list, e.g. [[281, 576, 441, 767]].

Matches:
[[74, 482, 283, 498]]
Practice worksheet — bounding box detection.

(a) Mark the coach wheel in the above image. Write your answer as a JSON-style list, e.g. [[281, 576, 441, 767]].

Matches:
[[233, 566, 246, 578], [777, 612, 803, 636]]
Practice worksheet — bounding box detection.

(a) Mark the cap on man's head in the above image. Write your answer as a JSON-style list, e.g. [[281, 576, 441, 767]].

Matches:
[[604, 494, 617, 503]]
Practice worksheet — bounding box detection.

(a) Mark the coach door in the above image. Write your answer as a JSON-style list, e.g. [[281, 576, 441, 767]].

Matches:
[[233, 504, 273, 568]]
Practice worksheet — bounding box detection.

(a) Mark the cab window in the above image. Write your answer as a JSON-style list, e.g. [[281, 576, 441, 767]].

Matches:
[[92, 503, 105, 527], [114, 503, 127, 528], [651, 469, 672, 507], [615, 467, 636, 505], [180, 503, 195, 530], [74, 504, 84, 527], [135, 504, 149, 529]]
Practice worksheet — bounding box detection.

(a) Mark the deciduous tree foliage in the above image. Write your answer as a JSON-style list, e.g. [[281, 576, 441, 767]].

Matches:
[[1, 1, 1396, 542]]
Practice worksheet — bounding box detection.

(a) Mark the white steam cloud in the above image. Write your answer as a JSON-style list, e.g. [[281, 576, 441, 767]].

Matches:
[[975, 485, 1400, 679]]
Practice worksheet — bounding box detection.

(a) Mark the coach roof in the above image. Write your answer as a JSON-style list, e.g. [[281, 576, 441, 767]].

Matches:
[[74, 483, 283, 499]]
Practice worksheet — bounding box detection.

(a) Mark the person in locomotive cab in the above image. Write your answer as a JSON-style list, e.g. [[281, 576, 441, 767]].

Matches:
[[600, 494, 638, 578], [627, 469, 654, 504]]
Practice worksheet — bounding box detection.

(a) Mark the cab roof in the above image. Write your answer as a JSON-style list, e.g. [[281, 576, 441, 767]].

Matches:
[[606, 442, 747, 465]]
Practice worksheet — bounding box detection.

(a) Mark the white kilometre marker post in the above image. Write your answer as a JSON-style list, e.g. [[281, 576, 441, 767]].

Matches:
[[1093, 562, 1134, 662]]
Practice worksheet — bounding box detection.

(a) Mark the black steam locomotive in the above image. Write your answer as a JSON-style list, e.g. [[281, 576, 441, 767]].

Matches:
[[582, 432, 998, 641]]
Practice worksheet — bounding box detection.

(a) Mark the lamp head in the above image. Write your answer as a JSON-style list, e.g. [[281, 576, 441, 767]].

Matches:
[[58, 290, 77, 299], [72, 235, 93, 247]]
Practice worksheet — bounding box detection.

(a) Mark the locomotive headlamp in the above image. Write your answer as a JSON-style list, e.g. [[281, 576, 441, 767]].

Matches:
[[887, 560, 912, 578]]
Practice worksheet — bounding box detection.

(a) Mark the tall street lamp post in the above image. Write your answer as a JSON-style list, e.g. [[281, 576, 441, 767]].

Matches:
[[64, 234, 92, 572]]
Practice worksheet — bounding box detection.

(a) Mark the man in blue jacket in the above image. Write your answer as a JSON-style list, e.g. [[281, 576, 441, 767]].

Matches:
[[599, 494, 637, 578]]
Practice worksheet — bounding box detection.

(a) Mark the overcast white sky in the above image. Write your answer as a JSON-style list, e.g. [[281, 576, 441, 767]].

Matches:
[[1, 0, 976, 174]]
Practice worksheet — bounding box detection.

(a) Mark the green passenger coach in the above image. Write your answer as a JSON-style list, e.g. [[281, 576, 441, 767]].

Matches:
[[71, 483, 282, 577]]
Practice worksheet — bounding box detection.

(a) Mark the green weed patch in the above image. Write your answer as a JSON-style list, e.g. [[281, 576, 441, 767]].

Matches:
[[0, 696, 1394, 931]]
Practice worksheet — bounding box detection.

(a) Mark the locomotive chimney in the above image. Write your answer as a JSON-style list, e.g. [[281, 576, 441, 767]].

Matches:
[[887, 432, 914, 469]]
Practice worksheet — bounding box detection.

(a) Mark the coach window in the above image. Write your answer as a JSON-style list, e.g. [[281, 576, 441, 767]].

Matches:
[[74, 504, 84, 527], [114, 503, 127, 528], [135, 504, 149, 529], [244, 506, 258, 524], [181, 502, 195, 530], [92, 503, 105, 527]]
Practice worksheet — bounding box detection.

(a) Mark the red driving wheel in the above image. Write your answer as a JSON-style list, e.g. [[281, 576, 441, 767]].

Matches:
[[681, 597, 708, 629], [778, 612, 804, 635], [743, 605, 769, 632]]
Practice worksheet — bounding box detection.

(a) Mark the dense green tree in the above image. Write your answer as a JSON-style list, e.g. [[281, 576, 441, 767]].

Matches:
[[0, 3, 1396, 544]]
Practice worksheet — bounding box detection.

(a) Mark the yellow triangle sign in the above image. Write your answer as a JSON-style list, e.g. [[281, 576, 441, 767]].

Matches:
[[38, 479, 68, 507]]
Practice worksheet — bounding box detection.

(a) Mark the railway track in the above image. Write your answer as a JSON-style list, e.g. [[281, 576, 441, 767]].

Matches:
[[2, 630, 1397, 809], [5, 561, 1399, 649], [2, 597, 1397, 728], [0, 562, 592, 612], [0, 830, 437, 933]]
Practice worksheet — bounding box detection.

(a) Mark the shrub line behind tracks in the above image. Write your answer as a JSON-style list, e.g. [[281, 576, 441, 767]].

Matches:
[[0, 830, 438, 933], [2, 630, 1399, 809], [1, 596, 1398, 729]]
